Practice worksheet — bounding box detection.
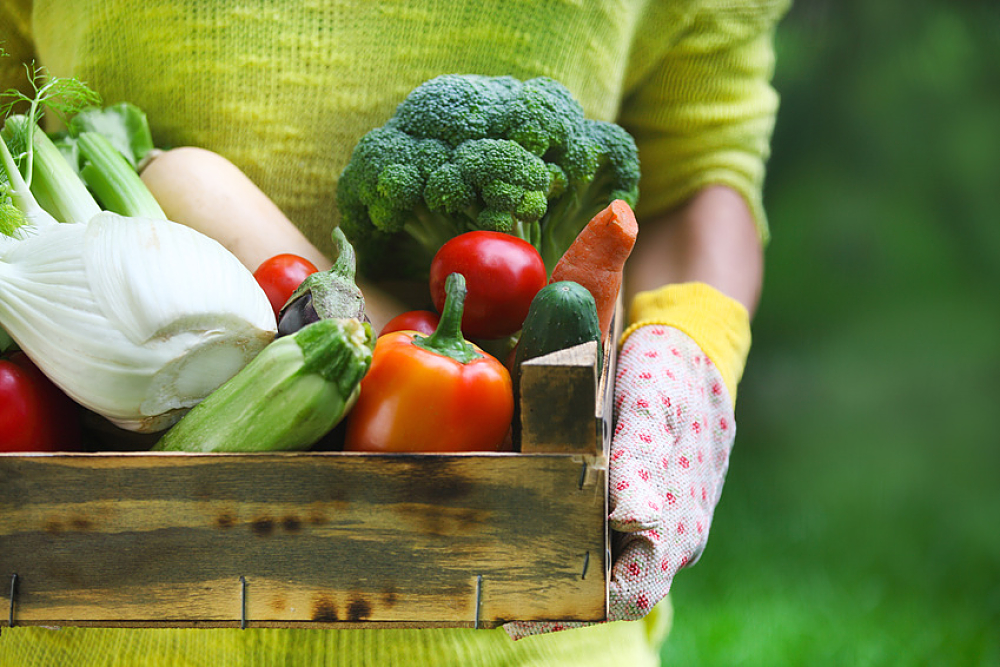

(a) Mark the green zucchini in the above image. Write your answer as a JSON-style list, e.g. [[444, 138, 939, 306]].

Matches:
[[155, 317, 374, 452]]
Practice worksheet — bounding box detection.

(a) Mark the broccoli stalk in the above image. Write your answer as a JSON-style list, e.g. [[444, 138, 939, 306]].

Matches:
[[337, 74, 640, 279]]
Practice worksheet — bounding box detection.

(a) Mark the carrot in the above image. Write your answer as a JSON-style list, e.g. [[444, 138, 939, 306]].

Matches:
[[549, 199, 638, 342]]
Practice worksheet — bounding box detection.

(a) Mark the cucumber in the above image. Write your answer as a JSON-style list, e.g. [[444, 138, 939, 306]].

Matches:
[[513, 280, 603, 383], [155, 317, 374, 452]]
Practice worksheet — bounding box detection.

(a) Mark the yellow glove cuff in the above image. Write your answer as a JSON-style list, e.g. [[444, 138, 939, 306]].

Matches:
[[621, 282, 752, 404]]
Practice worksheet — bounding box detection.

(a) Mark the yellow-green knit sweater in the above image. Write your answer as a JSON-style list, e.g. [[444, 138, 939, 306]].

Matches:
[[0, 0, 788, 664]]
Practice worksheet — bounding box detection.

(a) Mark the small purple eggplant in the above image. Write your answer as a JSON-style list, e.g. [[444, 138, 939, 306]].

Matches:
[[277, 227, 367, 336]]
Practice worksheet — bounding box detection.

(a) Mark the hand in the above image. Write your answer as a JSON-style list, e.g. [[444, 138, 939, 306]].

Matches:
[[505, 320, 737, 639], [606, 323, 734, 619]]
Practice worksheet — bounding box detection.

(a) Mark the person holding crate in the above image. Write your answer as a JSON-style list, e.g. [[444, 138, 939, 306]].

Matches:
[[0, 0, 789, 664]]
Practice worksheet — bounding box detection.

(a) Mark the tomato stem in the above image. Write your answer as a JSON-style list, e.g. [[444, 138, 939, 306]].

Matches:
[[411, 272, 481, 364]]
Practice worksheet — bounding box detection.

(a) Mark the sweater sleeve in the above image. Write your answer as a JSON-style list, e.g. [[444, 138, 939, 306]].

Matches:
[[620, 0, 791, 242]]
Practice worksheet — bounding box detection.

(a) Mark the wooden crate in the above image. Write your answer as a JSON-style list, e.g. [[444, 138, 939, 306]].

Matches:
[[0, 338, 614, 630]]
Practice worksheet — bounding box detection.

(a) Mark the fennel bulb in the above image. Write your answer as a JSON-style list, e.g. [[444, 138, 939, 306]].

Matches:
[[1, 111, 276, 433], [0, 211, 277, 432]]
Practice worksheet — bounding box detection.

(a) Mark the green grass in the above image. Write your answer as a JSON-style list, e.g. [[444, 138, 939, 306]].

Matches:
[[659, 2, 1000, 663]]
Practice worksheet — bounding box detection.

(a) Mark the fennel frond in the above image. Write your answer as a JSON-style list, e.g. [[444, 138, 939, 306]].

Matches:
[[0, 61, 101, 190]]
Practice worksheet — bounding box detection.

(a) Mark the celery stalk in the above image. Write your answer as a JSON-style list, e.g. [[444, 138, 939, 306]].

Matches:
[[68, 102, 155, 169], [2, 116, 102, 224], [74, 131, 166, 219], [0, 121, 57, 233]]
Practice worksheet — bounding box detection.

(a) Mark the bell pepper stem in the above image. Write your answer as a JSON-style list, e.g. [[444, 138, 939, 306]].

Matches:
[[412, 272, 481, 364]]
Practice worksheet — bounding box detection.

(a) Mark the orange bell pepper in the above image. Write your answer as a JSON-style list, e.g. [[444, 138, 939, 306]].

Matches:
[[343, 273, 513, 453]]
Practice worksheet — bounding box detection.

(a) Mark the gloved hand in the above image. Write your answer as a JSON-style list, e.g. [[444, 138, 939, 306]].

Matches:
[[505, 282, 751, 640]]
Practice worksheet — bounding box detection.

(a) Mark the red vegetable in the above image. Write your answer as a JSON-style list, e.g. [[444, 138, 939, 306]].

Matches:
[[429, 231, 546, 339], [550, 199, 638, 342], [253, 253, 319, 319], [0, 352, 82, 452], [344, 273, 513, 453], [380, 310, 441, 337]]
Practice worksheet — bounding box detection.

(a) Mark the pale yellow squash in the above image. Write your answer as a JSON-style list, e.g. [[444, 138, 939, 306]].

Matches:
[[139, 146, 332, 272]]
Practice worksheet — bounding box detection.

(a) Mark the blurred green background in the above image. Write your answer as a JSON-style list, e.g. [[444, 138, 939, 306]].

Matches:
[[660, 1, 1000, 665]]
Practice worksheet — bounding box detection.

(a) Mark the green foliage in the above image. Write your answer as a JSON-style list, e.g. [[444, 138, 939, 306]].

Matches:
[[661, 1, 1000, 664], [336, 74, 640, 278], [0, 62, 103, 232], [0, 62, 101, 184], [0, 194, 22, 236]]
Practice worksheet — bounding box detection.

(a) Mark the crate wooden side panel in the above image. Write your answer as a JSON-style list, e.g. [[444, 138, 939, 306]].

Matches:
[[518, 295, 620, 457], [519, 342, 601, 455], [1, 452, 606, 628]]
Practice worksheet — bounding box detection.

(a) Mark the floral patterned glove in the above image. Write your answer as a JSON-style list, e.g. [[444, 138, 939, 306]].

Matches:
[[505, 282, 751, 640], [606, 323, 735, 618]]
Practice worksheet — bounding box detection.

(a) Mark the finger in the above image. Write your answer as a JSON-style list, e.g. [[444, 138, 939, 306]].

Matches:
[[608, 529, 675, 621]]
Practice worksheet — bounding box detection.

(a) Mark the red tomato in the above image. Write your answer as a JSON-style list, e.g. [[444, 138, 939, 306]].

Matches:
[[0, 352, 83, 452], [429, 231, 546, 339], [380, 310, 440, 337], [253, 254, 319, 318]]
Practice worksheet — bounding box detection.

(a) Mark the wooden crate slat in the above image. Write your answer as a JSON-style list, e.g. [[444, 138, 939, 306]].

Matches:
[[1, 452, 607, 627]]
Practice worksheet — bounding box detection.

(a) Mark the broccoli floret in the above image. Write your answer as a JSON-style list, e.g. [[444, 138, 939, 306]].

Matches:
[[337, 74, 640, 279]]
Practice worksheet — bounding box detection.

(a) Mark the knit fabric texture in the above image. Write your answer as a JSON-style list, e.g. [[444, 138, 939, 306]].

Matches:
[[625, 281, 753, 403], [11, 0, 788, 260], [0, 621, 669, 667]]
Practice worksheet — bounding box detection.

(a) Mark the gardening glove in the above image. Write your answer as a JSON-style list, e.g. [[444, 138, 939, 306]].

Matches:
[[505, 281, 751, 640]]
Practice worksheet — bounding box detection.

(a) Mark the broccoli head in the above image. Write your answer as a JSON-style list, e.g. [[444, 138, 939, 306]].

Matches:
[[337, 74, 640, 279]]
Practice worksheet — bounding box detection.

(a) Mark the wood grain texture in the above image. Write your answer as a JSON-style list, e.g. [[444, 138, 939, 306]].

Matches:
[[1, 452, 607, 628], [519, 342, 601, 455]]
